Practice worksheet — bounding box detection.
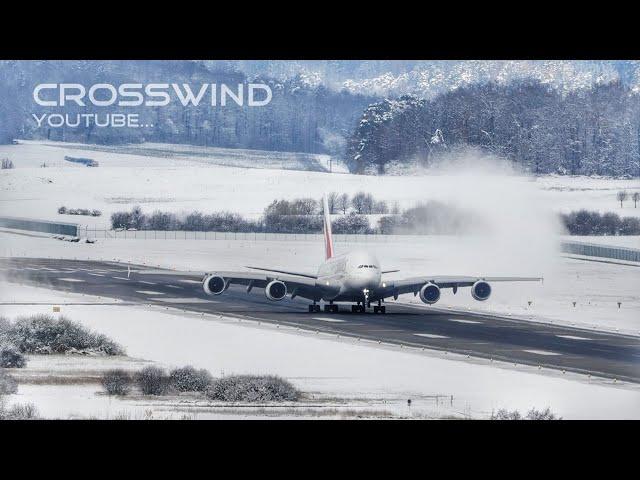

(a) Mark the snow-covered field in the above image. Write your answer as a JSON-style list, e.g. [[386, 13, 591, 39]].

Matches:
[[1, 140, 639, 419], [1, 141, 638, 229], [2, 282, 639, 420]]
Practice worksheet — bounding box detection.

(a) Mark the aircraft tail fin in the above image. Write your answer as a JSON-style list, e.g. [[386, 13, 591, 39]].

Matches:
[[323, 194, 334, 260]]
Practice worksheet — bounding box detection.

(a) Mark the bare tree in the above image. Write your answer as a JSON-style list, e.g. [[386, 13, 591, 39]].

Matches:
[[373, 200, 389, 214], [327, 192, 339, 214], [351, 192, 368, 214], [633, 192, 639, 208], [337, 193, 349, 214], [1, 158, 14, 169], [617, 190, 628, 208]]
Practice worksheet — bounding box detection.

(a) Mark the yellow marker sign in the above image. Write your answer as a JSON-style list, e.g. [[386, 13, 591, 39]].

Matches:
[[52, 306, 60, 313]]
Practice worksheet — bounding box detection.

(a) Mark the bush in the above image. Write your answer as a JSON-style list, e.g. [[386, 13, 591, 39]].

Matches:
[[525, 407, 560, 420], [205, 375, 300, 402], [58, 206, 67, 214], [169, 366, 213, 392], [101, 369, 131, 396], [136, 366, 170, 395], [0, 342, 26, 368], [561, 210, 640, 235], [0, 398, 39, 420], [332, 212, 372, 234], [491, 407, 560, 420], [0, 369, 18, 395], [1, 158, 14, 169], [5, 314, 124, 356]]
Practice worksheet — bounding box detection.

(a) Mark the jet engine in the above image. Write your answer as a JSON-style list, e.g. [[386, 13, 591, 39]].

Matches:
[[265, 280, 287, 301], [471, 280, 491, 301], [419, 282, 441, 304], [203, 275, 226, 295]]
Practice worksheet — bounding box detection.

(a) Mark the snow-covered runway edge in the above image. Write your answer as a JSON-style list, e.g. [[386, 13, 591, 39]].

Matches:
[[1, 282, 639, 420]]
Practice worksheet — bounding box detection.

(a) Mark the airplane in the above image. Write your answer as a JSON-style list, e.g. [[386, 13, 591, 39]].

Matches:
[[139, 196, 542, 314]]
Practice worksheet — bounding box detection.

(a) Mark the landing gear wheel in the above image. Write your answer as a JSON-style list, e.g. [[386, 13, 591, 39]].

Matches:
[[309, 304, 321, 313], [359, 305, 365, 313]]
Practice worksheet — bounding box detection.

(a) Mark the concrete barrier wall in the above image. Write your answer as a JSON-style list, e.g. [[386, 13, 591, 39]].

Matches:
[[560, 241, 640, 263], [0, 216, 78, 236]]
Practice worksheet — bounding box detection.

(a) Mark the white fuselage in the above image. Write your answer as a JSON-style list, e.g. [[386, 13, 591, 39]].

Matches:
[[316, 249, 381, 301]]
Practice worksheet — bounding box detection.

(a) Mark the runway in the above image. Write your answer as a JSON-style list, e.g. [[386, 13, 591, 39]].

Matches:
[[2, 257, 639, 383]]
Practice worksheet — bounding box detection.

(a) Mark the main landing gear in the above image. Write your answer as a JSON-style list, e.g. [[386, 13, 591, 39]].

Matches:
[[323, 302, 339, 313], [351, 304, 365, 313], [373, 300, 386, 314], [308, 302, 321, 313]]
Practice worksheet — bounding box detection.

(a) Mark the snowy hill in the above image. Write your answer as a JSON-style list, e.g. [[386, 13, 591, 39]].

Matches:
[[214, 60, 640, 99]]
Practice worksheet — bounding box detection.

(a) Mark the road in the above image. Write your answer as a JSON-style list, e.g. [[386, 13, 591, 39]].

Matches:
[[2, 257, 639, 383]]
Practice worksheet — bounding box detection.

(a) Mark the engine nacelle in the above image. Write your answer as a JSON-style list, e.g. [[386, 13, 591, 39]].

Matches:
[[471, 280, 491, 301], [265, 280, 287, 301], [203, 275, 226, 295], [419, 282, 441, 304]]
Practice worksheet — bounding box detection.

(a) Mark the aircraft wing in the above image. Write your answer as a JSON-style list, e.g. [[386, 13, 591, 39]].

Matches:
[[374, 275, 542, 299], [245, 266, 317, 279], [136, 268, 323, 301]]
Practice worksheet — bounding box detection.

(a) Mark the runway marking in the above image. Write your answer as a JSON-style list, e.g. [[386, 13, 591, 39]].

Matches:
[[58, 278, 84, 283], [313, 317, 346, 323], [449, 318, 482, 324], [138, 281, 156, 285], [523, 349, 561, 356], [87, 273, 105, 277], [556, 335, 593, 341], [112, 276, 130, 281], [135, 290, 165, 296], [414, 333, 449, 339], [156, 297, 215, 304], [179, 279, 201, 284], [166, 285, 183, 289]]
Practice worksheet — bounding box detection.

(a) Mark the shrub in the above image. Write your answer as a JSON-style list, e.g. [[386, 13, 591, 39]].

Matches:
[[332, 212, 372, 234], [0, 369, 18, 395], [561, 210, 640, 235], [169, 366, 213, 392], [5, 314, 124, 355], [1, 158, 14, 169], [101, 369, 132, 396], [0, 398, 39, 420], [111, 211, 132, 229], [491, 407, 560, 420], [525, 407, 560, 420], [0, 342, 26, 368], [205, 375, 300, 402], [58, 206, 67, 214], [136, 366, 170, 395]]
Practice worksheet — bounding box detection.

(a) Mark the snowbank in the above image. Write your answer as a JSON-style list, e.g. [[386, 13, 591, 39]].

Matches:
[[2, 282, 639, 419]]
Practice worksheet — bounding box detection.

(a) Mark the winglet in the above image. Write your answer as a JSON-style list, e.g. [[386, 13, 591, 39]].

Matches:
[[323, 194, 334, 260]]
